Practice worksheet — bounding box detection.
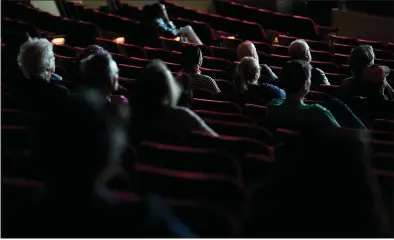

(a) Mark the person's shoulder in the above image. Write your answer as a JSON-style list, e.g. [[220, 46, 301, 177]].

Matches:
[[267, 98, 284, 107], [340, 76, 354, 87], [312, 67, 325, 75]]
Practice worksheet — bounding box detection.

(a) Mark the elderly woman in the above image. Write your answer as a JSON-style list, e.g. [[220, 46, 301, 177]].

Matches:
[[145, 3, 203, 45], [130, 60, 217, 145]]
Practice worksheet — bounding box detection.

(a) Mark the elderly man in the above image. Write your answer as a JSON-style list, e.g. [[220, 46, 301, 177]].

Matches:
[[286, 39, 330, 89], [236, 41, 278, 84]]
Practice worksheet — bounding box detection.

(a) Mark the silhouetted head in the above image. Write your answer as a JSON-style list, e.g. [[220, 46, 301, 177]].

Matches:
[[135, 60, 181, 109], [288, 39, 312, 62], [349, 45, 375, 77], [80, 52, 119, 97], [279, 60, 312, 98], [237, 41, 259, 62], [181, 45, 203, 72]]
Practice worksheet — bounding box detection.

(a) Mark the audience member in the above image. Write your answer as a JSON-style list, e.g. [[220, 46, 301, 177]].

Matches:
[[340, 45, 394, 101], [146, 3, 203, 44], [234, 56, 285, 105], [236, 41, 278, 83], [347, 65, 394, 122], [80, 52, 121, 102], [177, 45, 221, 93], [15, 37, 69, 117], [75, 45, 130, 97], [265, 60, 340, 132], [130, 60, 217, 145], [286, 39, 330, 88]]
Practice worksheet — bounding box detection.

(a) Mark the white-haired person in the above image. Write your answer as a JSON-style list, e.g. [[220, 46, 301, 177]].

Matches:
[[16, 37, 69, 117], [236, 41, 278, 84], [130, 60, 217, 145], [285, 39, 330, 89]]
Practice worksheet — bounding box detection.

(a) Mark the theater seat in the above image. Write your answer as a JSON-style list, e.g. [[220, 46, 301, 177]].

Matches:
[[243, 104, 267, 123], [138, 141, 239, 178], [194, 110, 255, 124], [192, 98, 242, 114], [188, 131, 272, 157], [203, 119, 273, 143], [118, 64, 143, 79], [133, 164, 243, 211]]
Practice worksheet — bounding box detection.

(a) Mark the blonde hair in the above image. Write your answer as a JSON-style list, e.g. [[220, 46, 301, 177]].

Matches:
[[17, 37, 55, 80], [236, 57, 261, 93]]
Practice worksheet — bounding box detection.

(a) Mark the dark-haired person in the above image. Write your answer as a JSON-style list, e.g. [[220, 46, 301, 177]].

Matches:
[[177, 45, 221, 93], [348, 65, 394, 122], [339, 45, 394, 101], [130, 60, 217, 145], [80, 52, 124, 104], [234, 56, 285, 105], [287, 39, 330, 89], [146, 3, 202, 44], [265, 60, 340, 132], [236, 41, 278, 84]]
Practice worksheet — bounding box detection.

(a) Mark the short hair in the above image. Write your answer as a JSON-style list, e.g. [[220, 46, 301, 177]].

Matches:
[[288, 39, 309, 59], [181, 45, 202, 69], [17, 37, 55, 79], [349, 45, 375, 76], [135, 60, 181, 108], [279, 60, 312, 94], [80, 52, 118, 89]]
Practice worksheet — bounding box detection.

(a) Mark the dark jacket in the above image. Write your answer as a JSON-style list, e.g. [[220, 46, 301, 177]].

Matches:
[[311, 67, 330, 89]]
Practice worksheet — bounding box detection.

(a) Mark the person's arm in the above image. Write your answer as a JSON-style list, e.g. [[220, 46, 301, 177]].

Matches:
[[260, 64, 278, 83], [154, 18, 179, 38], [313, 68, 330, 86], [208, 76, 221, 93], [183, 108, 218, 137]]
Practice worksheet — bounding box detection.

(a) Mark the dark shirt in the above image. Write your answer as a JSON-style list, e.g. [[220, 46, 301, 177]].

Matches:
[[311, 67, 330, 89], [237, 83, 286, 105], [339, 76, 394, 103], [347, 96, 394, 124]]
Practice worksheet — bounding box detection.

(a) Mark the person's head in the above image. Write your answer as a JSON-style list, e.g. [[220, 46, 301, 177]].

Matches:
[[349, 45, 375, 77], [362, 65, 390, 96], [17, 37, 55, 81], [279, 60, 312, 98], [78, 44, 106, 62], [80, 52, 119, 96], [288, 39, 312, 62], [237, 41, 259, 62], [135, 60, 181, 109], [235, 57, 261, 93], [149, 3, 169, 21], [181, 45, 203, 72]]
